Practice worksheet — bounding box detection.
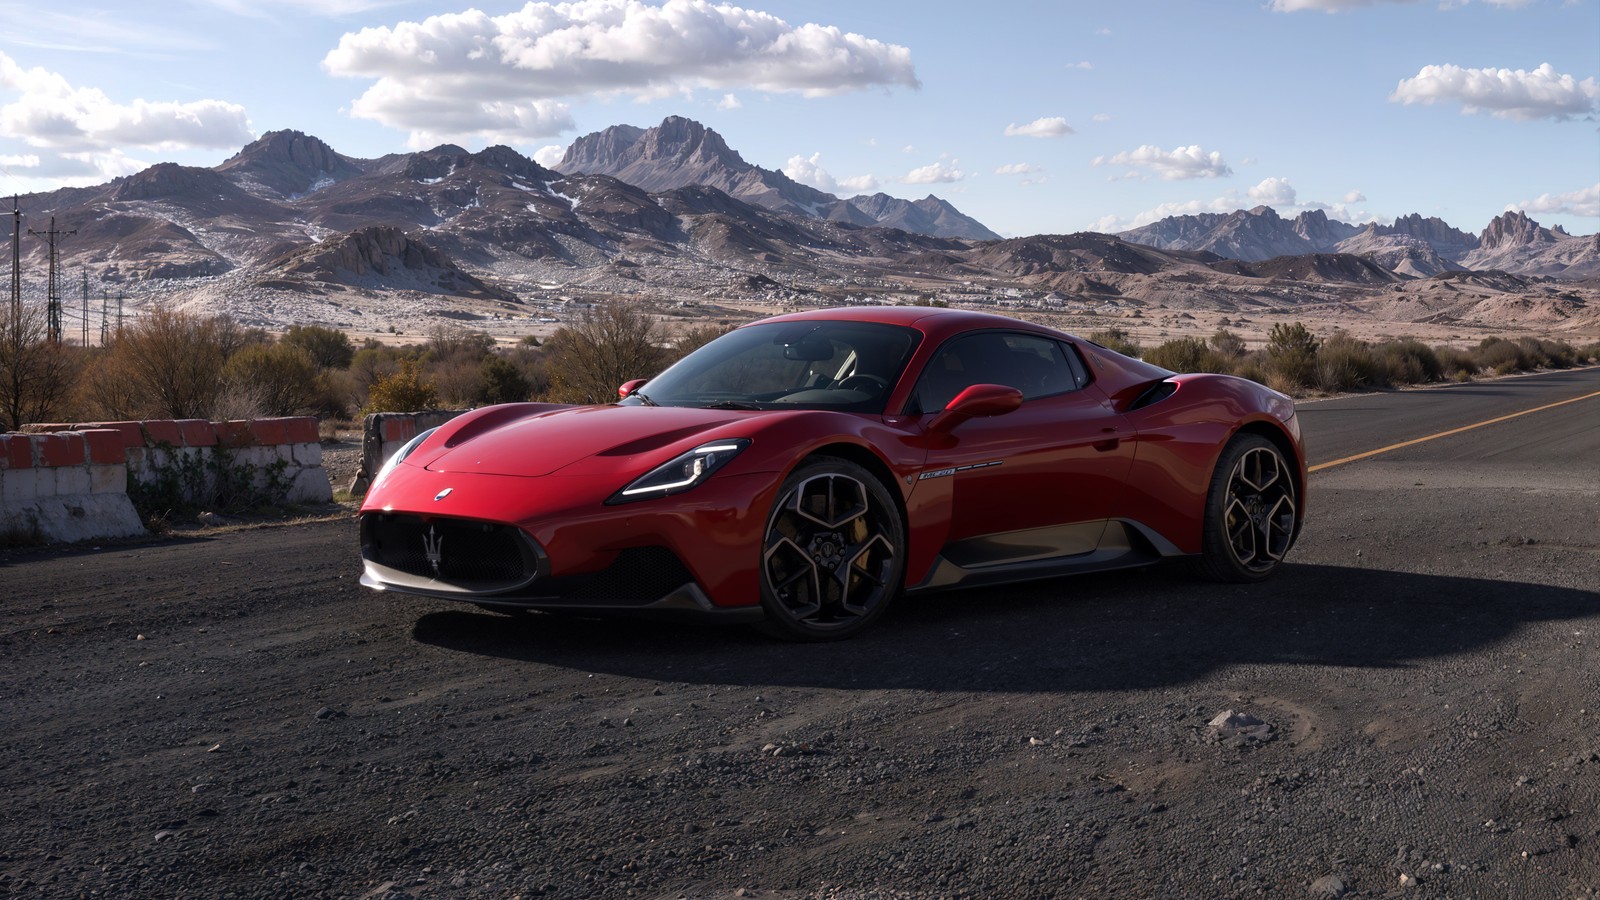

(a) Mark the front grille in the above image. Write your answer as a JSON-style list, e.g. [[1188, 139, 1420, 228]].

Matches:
[[361, 513, 541, 594], [532, 546, 695, 604]]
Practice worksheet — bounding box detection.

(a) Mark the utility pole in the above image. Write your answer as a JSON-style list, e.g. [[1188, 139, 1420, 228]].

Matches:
[[80, 270, 89, 346], [27, 217, 74, 345], [116, 290, 125, 335], [8, 196, 19, 326], [100, 289, 109, 346]]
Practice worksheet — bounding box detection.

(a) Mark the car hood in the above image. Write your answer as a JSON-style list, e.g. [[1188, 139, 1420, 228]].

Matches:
[[418, 404, 753, 477]]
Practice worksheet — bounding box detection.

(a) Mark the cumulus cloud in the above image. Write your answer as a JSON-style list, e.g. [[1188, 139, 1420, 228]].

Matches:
[[1390, 63, 1599, 120], [783, 152, 876, 195], [1247, 176, 1298, 207], [1343, 189, 1367, 203], [1509, 183, 1600, 218], [533, 144, 565, 167], [902, 160, 965, 184], [1092, 144, 1231, 181], [203, 0, 415, 15], [323, 1, 919, 146], [0, 51, 252, 153], [1003, 116, 1073, 138], [994, 163, 1041, 175], [716, 93, 742, 110]]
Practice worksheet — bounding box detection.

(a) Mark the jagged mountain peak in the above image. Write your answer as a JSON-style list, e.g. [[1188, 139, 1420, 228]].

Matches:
[[218, 129, 363, 199], [1480, 209, 1556, 250]]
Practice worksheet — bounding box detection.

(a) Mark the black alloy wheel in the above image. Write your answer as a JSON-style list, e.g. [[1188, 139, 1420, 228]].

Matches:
[[1197, 433, 1298, 582]]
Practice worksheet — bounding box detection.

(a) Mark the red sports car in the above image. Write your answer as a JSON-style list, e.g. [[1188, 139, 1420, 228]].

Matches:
[[359, 306, 1304, 640]]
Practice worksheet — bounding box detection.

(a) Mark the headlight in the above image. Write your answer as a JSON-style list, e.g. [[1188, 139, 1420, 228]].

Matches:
[[607, 439, 750, 504], [368, 426, 439, 494]]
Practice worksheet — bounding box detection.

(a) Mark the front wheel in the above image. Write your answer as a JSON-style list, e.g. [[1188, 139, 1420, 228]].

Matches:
[[1196, 434, 1298, 582], [758, 458, 905, 641]]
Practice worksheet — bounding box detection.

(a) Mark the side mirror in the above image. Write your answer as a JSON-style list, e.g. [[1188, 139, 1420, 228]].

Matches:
[[927, 383, 1023, 434], [617, 378, 648, 399]]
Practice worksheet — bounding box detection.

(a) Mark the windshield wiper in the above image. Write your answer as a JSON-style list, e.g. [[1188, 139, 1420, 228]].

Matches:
[[631, 391, 659, 407], [702, 400, 763, 410]]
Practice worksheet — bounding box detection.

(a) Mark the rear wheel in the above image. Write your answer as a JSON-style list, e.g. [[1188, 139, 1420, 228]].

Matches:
[[758, 458, 905, 641], [1196, 434, 1298, 582]]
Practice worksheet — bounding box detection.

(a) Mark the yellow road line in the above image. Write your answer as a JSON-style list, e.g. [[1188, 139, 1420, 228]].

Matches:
[[1309, 389, 1600, 474]]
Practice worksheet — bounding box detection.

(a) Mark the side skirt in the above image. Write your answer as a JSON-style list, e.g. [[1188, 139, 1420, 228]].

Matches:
[[907, 519, 1187, 595]]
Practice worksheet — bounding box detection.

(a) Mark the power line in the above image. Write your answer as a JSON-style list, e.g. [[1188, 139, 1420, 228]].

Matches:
[[26, 216, 74, 345]]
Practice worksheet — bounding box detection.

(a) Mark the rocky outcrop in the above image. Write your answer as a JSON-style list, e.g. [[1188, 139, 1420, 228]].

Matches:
[[556, 116, 999, 240], [1292, 209, 1360, 251], [266, 226, 516, 300], [1460, 211, 1597, 277]]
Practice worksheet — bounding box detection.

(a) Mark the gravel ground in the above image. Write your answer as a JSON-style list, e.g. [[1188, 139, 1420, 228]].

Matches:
[[1, 383, 1596, 899]]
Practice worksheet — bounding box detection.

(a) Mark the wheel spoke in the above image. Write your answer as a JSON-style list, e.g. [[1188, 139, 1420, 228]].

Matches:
[[1223, 446, 1295, 573], [763, 470, 899, 631]]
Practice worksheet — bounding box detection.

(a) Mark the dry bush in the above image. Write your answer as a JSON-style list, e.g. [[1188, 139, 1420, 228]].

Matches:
[[282, 324, 355, 370], [364, 359, 439, 414], [1372, 340, 1442, 385], [1144, 337, 1229, 374], [1209, 329, 1247, 359], [1434, 346, 1479, 382], [544, 302, 669, 404], [88, 308, 233, 419], [1, 300, 82, 430], [673, 322, 735, 360], [1086, 327, 1141, 359], [1264, 322, 1320, 391], [222, 342, 325, 416], [1474, 338, 1528, 375], [1313, 332, 1380, 393]]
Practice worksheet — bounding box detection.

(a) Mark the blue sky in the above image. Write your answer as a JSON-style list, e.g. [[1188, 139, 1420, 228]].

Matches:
[[0, 0, 1595, 238]]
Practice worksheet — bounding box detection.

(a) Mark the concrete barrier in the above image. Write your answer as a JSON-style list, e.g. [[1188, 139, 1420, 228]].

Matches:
[[4, 416, 333, 545], [351, 410, 469, 496], [0, 429, 144, 543]]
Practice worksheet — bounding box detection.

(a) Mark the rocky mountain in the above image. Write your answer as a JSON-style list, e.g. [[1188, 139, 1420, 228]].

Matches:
[[556, 116, 1000, 241], [1291, 209, 1361, 250], [1330, 229, 1463, 278], [217, 131, 364, 200], [1461, 210, 1600, 277]]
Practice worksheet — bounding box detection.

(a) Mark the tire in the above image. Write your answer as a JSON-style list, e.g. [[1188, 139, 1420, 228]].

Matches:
[[1196, 433, 1298, 583], [756, 457, 906, 641]]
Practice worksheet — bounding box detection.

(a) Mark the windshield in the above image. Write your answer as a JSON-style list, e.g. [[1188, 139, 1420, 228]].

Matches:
[[621, 320, 921, 412]]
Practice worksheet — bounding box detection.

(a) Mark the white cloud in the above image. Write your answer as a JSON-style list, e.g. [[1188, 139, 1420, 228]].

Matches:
[[783, 152, 875, 195], [323, 1, 919, 146], [1095, 27, 1112, 35], [1092, 144, 1231, 180], [716, 93, 742, 110], [1004, 116, 1073, 138], [1343, 189, 1367, 203], [1509, 183, 1600, 218], [1247, 176, 1297, 207], [0, 51, 252, 153], [902, 160, 965, 184], [533, 144, 565, 167], [1091, 113, 1112, 123], [1390, 63, 1599, 121], [0, 152, 39, 168], [1270, 0, 1418, 10], [1067, 61, 1092, 70], [994, 163, 1041, 175], [901, 144, 916, 153]]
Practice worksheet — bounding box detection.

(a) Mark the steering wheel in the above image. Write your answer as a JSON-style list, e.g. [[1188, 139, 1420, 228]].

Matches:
[[837, 374, 889, 394]]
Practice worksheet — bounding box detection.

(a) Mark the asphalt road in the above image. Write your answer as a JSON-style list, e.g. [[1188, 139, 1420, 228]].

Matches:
[[2, 370, 1597, 899]]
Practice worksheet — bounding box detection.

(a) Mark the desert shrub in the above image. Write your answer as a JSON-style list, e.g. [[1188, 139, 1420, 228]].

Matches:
[[425, 324, 496, 363], [1144, 337, 1228, 374], [1434, 346, 1478, 382], [282, 324, 355, 370], [1232, 356, 1268, 387], [1087, 327, 1141, 359], [1313, 332, 1380, 392], [1474, 338, 1528, 375], [1264, 322, 1320, 390], [1372, 340, 1442, 386], [222, 342, 325, 417], [1517, 337, 1577, 369], [1579, 342, 1600, 364], [1209, 328, 1247, 359], [364, 358, 439, 414], [543, 302, 669, 404]]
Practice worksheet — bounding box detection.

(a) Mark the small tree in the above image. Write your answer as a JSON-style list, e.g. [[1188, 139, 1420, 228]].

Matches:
[[477, 355, 532, 404], [282, 324, 355, 370], [1265, 321, 1319, 390], [223, 343, 324, 416], [1209, 328, 1247, 359]]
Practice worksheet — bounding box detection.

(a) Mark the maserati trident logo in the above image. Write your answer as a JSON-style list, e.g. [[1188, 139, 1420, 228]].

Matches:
[[422, 525, 444, 577], [434, 487, 453, 501]]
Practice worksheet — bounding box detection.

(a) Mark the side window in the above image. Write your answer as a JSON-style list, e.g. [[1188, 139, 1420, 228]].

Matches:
[[913, 332, 1085, 412], [1059, 341, 1091, 389]]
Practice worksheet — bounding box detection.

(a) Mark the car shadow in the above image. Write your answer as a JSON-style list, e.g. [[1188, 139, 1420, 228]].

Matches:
[[409, 563, 1600, 693]]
